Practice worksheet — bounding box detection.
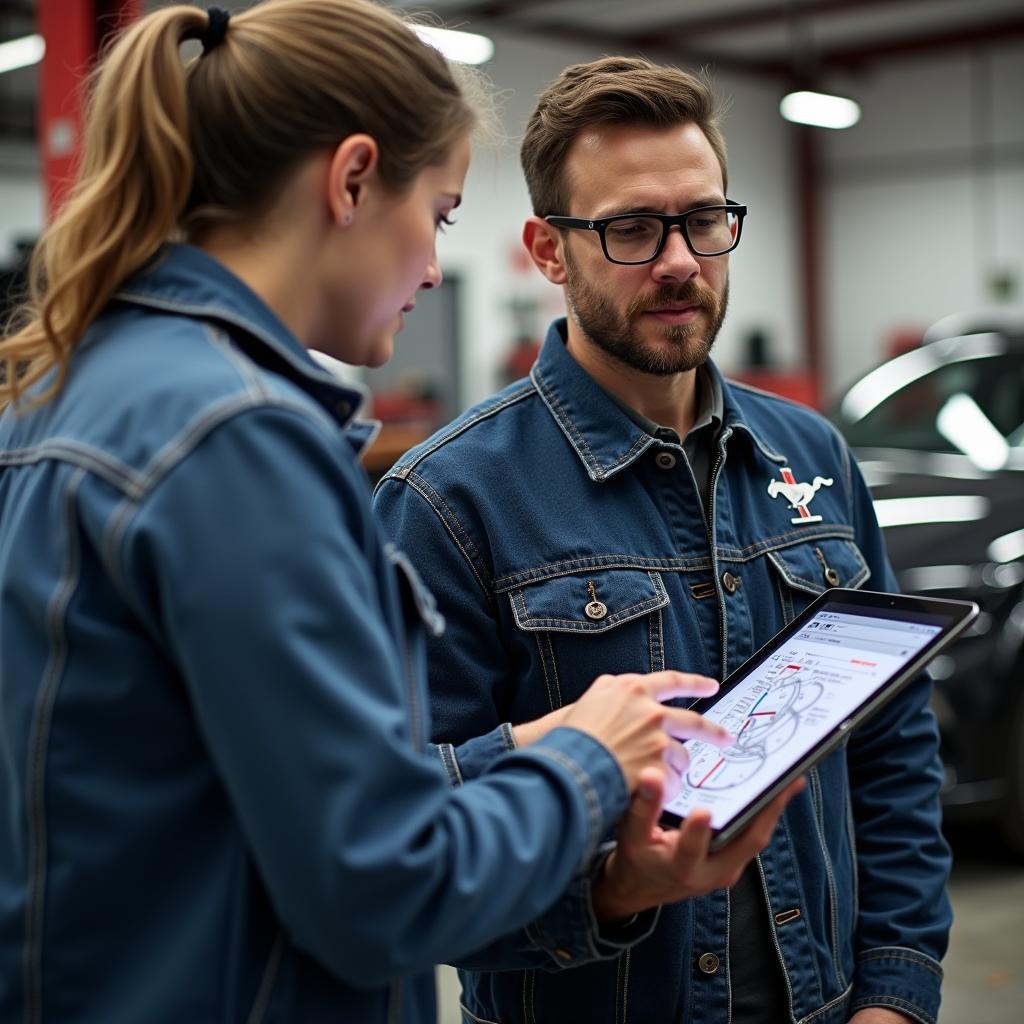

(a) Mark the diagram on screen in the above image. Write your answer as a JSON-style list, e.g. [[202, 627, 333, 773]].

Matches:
[[685, 654, 826, 791]]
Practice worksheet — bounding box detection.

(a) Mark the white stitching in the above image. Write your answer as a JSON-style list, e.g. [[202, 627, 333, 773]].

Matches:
[[22, 468, 85, 1024]]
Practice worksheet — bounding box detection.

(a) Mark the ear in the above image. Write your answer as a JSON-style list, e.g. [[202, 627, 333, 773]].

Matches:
[[523, 216, 569, 286], [326, 134, 380, 226]]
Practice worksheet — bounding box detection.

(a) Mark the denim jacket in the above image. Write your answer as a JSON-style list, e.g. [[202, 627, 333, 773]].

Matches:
[[374, 320, 952, 1024], [0, 250, 634, 1024]]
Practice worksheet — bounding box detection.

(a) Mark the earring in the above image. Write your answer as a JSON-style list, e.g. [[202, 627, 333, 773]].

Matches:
[[343, 212, 353, 226]]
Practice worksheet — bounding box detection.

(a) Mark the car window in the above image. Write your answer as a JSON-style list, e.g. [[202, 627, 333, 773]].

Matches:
[[837, 351, 1024, 451]]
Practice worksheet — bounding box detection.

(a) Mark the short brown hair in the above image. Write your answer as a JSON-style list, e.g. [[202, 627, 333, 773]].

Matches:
[[520, 56, 728, 217]]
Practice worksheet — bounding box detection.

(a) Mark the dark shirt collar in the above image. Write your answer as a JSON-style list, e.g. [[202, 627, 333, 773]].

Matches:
[[604, 363, 723, 448]]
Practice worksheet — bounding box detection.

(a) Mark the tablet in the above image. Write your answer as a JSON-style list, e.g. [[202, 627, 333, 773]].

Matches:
[[659, 588, 978, 849]]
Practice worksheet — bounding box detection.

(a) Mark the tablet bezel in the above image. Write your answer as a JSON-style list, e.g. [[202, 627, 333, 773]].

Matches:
[[658, 587, 978, 849]]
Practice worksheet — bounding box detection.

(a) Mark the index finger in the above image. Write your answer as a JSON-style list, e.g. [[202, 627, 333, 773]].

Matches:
[[630, 670, 720, 702]]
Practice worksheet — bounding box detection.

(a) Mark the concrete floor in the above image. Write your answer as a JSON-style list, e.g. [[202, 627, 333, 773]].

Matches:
[[436, 825, 1024, 1023]]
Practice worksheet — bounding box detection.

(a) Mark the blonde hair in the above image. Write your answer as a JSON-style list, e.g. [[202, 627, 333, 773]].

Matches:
[[521, 56, 728, 217], [1, 0, 476, 411]]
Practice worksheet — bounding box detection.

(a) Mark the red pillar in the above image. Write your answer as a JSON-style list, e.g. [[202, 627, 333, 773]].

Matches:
[[36, 0, 142, 217], [796, 125, 823, 408]]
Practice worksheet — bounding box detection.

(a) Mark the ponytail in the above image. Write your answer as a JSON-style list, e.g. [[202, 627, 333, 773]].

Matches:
[[1, 6, 205, 411]]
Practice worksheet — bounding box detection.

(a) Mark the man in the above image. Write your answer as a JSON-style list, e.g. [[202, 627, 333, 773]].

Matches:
[[374, 57, 950, 1024]]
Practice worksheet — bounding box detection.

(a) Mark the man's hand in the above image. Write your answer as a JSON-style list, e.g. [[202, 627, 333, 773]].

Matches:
[[592, 768, 805, 922], [848, 1010, 915, 1023]]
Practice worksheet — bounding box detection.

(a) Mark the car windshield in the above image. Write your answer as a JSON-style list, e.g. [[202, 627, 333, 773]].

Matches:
[[834, 346, 1024, 453]]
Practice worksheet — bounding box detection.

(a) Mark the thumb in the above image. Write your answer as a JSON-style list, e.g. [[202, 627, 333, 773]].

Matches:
[[619, 767, 665, 847]]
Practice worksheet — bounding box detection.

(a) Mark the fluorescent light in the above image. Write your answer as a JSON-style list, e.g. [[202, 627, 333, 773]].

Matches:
[[988, 528, 1024, 564], [936, 393, 1010, 471], [413, 26, 494, 65], [873, 495, 989, 529], [901, 565, 975, 592], [0, 33, 44, 75], [780, 90, 860, 130]]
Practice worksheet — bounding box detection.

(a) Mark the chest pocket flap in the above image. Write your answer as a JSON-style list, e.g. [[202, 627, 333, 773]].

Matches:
[[510, 568, 669, 634], [767, 537, 870, 595]]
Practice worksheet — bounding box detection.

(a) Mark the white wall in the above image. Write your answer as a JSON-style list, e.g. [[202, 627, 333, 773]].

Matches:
[[0, 144, 43, 264], [821, 44, 1024, 398]]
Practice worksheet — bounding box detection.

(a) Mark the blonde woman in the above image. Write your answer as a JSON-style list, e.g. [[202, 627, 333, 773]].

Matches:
[[0, 3, 768, 1022]]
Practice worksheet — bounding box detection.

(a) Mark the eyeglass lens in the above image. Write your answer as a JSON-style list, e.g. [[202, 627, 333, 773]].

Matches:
[[604, 209, 739, 262]]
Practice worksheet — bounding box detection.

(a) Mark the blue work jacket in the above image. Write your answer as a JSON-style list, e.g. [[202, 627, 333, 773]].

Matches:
[[374, 319, 953, 1024], [0, 249, 633, 1023]]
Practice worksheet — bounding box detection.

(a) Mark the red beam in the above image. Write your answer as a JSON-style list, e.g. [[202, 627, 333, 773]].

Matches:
[[797, 127, 823, 404], [36, 0, 142, 217]]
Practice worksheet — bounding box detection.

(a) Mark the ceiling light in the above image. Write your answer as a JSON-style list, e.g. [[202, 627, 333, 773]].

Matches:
[[0, 33, 44, 75], [936, 393, 1010, 471], [873, 495, 989, 529], [780, 90, 860, 130], [988, 528, 1024, 565], [413, 26, 494, 65]]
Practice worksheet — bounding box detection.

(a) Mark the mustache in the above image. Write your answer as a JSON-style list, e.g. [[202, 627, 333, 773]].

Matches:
[[627, 282, 719, 318]]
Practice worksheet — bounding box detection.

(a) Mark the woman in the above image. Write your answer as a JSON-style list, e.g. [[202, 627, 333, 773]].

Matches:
[[0, 3, 731, 1021]]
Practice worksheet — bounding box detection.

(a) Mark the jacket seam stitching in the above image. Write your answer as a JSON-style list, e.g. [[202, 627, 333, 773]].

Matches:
[[22, 467, 85, 1024], [794, 982, 853, 1023], [491, 533, 858, 591], [531, 366, 604, 478], [392, 384, 535, 471], [849, 994, 934, 1024], [400, 472, 494, 600], [0, 441, 143, 496], [101, 397, 331, 596], [856, 947, 943, 976]]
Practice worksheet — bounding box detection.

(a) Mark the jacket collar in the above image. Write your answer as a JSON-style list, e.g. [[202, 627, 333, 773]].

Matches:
[[530, 318, 787, 481], [114, 244, 374, 447]]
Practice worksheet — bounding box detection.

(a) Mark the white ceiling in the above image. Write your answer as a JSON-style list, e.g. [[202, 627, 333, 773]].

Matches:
[[2, 0, 1023, 144], [404, 0, 1024, 77]]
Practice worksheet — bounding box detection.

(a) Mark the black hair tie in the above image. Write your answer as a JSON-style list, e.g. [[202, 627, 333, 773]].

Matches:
[[200, 7, 230, 55]]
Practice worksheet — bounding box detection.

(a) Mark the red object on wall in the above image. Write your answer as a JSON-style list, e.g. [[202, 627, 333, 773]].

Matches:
[[37, 0, 142, 217]]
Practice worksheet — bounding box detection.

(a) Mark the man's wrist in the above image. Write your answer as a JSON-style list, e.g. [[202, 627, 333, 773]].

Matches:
[[590, 849, 640, 923]]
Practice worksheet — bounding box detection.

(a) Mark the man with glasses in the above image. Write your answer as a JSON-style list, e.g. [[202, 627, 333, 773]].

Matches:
[[375, 57, 949, 1024]]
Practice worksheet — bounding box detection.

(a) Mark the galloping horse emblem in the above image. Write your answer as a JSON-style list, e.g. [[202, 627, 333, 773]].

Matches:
[[767, 467, 834, 524]]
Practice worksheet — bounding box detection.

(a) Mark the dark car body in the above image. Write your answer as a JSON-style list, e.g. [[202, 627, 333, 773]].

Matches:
[[831, 311, 1024, 852]]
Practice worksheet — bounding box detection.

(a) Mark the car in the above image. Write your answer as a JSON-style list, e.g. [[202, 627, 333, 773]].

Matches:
[[830, 309, 1024, 854]]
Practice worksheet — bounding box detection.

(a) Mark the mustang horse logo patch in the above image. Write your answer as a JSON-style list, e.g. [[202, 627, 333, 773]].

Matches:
[[767, 467, 833, 524]]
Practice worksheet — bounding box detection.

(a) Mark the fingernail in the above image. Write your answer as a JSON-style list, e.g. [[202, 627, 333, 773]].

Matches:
[[639, 781, 658, 801]]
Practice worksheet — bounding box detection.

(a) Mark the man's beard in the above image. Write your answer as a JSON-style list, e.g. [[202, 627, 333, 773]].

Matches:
[[564, 244, 729, 377]]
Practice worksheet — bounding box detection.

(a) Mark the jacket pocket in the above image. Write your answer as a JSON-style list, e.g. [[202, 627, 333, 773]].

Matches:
[[507, 568, 671, 708], [766, 538, 869, 623]]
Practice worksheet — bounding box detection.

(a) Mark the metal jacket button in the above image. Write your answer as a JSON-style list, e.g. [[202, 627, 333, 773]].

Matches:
[[721, 571, 740, 594], [698, 952, 720, 974], [585, 601, 608, 620], [655, 451, 677, 470]]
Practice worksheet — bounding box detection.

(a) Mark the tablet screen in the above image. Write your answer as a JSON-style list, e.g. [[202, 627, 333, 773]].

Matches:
[[662, 596, 963, 834]]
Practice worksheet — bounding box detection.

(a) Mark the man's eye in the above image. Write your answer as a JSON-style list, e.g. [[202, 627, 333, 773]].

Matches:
[[437, 214, 457, 233], [607, 219, 657, 239], [689, 214, 724, 230]]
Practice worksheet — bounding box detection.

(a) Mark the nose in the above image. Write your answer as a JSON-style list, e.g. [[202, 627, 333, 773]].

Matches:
[[421, 248, 442, 291], [650, 224, 700, 283]]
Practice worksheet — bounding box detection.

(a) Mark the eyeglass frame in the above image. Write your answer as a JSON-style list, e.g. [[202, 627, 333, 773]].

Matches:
[[544, 201, 747, 265]]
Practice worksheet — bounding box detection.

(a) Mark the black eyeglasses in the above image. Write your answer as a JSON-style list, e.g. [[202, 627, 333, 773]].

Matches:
[[545, 202, 747, 265]]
